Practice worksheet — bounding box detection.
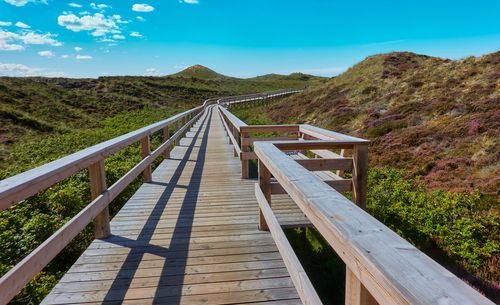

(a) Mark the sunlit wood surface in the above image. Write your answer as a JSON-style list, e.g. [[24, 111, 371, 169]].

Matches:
[[41, 107, 307, 305]]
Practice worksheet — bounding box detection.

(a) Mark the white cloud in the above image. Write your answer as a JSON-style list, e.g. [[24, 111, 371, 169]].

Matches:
[[20, 32, 62, 46], [74, 46, 82, 51], [145, 68, 160, 76], [132, 3, 154, 12], [38, 50, 54, 57], [0, 62, 67, 77], [68, 3, 82, 7], [76, 54, 92, 59], [2, 0, 47, 6], [182, 0, 199, 3], [61, 54, 69, 58], [130, 31, 142, 37], [79, 11, 90, 15], [0, 41, 24, 50], [90, 3, 110, 10], [58, 13, 120, 37], [0, 28, 61, 50], [136, 16, 145, 21], [112, 34, 125, 39], [0, 21, 12, 26], [15, 22, 30, 28], [0, 62, 41, 75]]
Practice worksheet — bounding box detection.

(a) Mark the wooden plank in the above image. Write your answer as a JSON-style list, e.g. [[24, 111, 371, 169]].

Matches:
[[217, 108, 241, 157], [255, 183, 322, 305], [254, 141, 493, 305], [295, 158, 353, 171], [352, 144, 368, 210], [39, 107, 302, 305], [89, 160, 110, 239], [258, 160, 271, 231], [242, 136, 298, 146], [271, 179, 351, 194], [141, 136, 152, 183], [346, 268, 378, 305], [271, 140, 358, 150], [299, 125, 368, 142], [240, 125, 299, 133], [218, 105, 248, 131], [163, 125, 170, 159], [241, 151, 257, 160]]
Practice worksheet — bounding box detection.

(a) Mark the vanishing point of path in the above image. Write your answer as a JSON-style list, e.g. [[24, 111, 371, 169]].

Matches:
[[41, 106, 304, 305]]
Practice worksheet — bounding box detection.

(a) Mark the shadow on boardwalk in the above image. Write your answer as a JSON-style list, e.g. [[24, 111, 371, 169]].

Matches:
[[101, 108, 212, 304]]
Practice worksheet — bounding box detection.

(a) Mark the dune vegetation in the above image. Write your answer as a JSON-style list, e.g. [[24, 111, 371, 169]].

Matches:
[[232, 51, 500, 303]]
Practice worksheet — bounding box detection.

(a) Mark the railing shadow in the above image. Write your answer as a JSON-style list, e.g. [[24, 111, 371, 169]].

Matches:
[[101, 108, 212, 304]]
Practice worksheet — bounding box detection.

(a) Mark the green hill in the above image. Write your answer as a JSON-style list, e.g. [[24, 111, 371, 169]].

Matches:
[[245, 51, 500, 196], [170, 64, 229, 80], [233, 51, 500, 302], [0, 71, 325, 168]]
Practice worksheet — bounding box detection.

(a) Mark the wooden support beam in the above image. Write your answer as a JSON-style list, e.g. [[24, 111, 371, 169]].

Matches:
[[241, 136, 298, 146], [337, 149, 350, 177], [174, 120, 180, 146], [255, 183, 322, 305], [258, 160, 271, 231], [295, 158, 353, 171], [163, 125, 170, 159], [141, 136, 152, 183], [271, 179, 351, 194], [346, 268, 378, 305], [88, 159, 110, 239], [232, 126, 239, 157], [241, 131, 249, 178], [352, 144, 368, 209]]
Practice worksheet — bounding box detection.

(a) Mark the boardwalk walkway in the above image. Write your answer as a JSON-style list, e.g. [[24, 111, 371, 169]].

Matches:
[[41, 106, 305, 305]]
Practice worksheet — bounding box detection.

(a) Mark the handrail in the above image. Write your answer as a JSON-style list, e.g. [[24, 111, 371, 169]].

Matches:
[[253, 140, 494, 305], [0, 100, 219, 304], [0, 88, 303, 304], [220, 87, 305, 108]]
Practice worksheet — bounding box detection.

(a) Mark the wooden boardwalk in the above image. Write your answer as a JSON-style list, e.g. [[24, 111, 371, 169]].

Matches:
[[41, 106, 306, 305]]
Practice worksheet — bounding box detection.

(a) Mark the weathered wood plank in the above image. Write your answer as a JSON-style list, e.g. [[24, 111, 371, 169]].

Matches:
[[254, 141, 493, 305]]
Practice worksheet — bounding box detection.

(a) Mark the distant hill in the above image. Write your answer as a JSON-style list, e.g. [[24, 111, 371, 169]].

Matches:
[[253, 51, 500, 196], [170, 64, 230, 80], [0, 71, 325, 168]]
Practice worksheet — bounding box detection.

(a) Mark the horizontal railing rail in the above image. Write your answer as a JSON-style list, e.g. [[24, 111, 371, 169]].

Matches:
[[219, 87, 305, 109], [253, 140, 493, 305], [0, 99, 219, 304], [217, 105, 368, 207]]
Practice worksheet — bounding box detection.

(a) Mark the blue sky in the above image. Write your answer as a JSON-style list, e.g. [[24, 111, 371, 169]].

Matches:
[[0, 0, 500, 78]]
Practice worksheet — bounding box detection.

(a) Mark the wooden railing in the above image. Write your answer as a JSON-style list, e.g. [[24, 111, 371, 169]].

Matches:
[[0, 98, 222, 304], [219, 87, 304, 110], [217, 106, 494, 305], [217, 106, 368, 207]]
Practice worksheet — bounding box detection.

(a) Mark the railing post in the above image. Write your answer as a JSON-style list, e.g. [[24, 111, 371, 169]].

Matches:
[[232, 126, 239, 157], [258, 159, 271, 231], [241, 131, 249, 178], [141, 136, 152, 183], [89, 159, 110, 239], [345, 268, 378, 305], [163, 125, 170, 159], [352, 144, 368, 209], [336, 149, 349, 177], [175, 120, 180, 146]]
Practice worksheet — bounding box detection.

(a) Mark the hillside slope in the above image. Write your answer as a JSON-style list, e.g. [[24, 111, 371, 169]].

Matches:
[[0, 68, 325, 168], [262, 51, 500, 196]]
